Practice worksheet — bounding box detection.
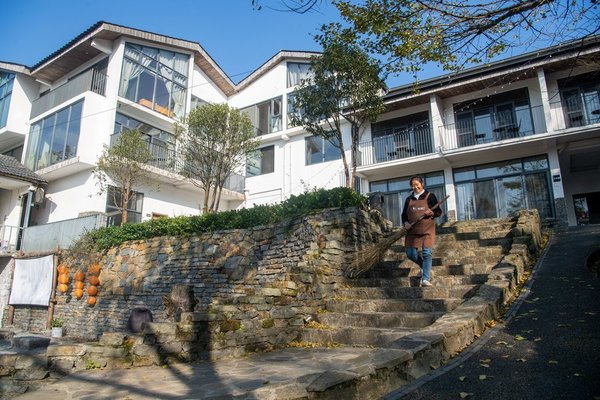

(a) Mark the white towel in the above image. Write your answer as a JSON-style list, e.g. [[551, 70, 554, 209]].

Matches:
[[9, 255, 54, 306]]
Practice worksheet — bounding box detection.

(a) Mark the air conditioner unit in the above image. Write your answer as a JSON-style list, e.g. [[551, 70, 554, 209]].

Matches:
[[32, 187, 45, 205]]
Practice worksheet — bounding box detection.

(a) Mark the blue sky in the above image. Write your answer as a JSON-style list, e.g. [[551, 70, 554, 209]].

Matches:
[[2, 1, 592, 89], [0, 0, 342, 84]]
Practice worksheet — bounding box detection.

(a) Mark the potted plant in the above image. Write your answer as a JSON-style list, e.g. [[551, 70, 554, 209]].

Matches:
[[51, 318, 64, 338]]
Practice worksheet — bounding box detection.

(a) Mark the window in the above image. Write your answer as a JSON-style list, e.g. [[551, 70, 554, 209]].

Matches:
[[454, 155, 553, 220], [287, 62, 312, 87], [119, 43, 189, 120], [25, 101, 83, 170], [453, 88, 534, 146], [241, 97, 282, 136], [114, 112, 174, 149], [247, 145, 274, 176], [369, 171, 446, 226], [106, 186, 144, 226], [371, 112, 432, 161], [0, 71, 15, 129], [305, 135, 341, 165], [190, 95, 207, 111]]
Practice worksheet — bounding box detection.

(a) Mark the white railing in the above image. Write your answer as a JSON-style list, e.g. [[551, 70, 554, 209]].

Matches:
[[0, 225, 23, 255]]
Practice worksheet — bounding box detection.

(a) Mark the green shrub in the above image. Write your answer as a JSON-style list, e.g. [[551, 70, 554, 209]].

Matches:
[[76, 187, 366, 251]]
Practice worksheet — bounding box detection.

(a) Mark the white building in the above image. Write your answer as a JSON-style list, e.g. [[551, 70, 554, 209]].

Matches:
[[1, 22, 599, 255]]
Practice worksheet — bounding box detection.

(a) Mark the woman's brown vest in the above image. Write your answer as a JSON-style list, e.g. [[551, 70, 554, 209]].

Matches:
[[405, 192, 436, 248]]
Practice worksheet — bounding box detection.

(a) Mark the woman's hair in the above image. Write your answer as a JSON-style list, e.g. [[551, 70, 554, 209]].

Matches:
[[409, 175, 424, 186]]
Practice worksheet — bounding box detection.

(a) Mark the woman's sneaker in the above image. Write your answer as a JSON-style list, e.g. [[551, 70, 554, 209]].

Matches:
[[421, 279, 433, 287]]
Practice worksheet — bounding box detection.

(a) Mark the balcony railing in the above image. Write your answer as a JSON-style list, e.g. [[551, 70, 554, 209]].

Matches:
[[358, 125, 434, 166], [439, 104, 546, 151], [31, 68, 107, 118], [19, 214, 107, 253], [549, 94, 600, 131], [109, 133, 245, 194], [0, 225, 23, 256]]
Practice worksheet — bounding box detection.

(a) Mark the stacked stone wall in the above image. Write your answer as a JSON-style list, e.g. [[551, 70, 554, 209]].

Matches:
[[6, 207, 391, 359]]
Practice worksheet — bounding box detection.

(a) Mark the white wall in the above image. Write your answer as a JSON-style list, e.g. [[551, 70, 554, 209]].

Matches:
[[190, 66, 228, 104], [5, 74, 37, 138]]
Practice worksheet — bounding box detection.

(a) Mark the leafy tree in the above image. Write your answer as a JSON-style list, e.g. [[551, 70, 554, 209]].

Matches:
[[290, 36, 386, 189], [177, 103, 259, 213], [94, 129, 154, 226]]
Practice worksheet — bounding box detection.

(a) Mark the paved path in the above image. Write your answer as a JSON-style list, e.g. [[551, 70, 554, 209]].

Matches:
[[12, 225, 600, 400], [386, 225, 600, 400]]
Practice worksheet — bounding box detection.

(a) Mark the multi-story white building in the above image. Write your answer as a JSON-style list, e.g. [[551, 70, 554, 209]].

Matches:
[[1, 22, 599, 255]]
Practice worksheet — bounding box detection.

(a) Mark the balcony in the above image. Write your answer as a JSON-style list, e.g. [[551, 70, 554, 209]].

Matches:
[[358, 124, 434, 166], [0, 225, 22, 256], [109, 133, 245, 194], [31, 68, 107, 119], [550, 91, 600, 130], [440, 104, 545, 151]]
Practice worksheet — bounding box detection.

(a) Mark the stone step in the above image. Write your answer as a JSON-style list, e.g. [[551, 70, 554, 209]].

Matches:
[[316, 311, 442, 329], [12, 335, 51, 351], [324, 298, 463, 313], [437, 220, 514, 234], [348, 274, 489, 287], [335, 285, 479, 300], [369, 263, 491, 278], [300, 326, 415, 347]]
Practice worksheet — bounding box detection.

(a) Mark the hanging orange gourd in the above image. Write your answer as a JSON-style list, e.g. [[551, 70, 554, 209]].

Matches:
[[88, 276, 100, 286], [57, 264, 69, 275], [87, 296, 97, 306], [87, 264, 101, 276], [57, 283, 69, 293], [86, 285, 98, 296], [73, 288, 84, 299], [74, 270, 85, 281], [58, 274, 70, 284], [74, 280, 85, 289]]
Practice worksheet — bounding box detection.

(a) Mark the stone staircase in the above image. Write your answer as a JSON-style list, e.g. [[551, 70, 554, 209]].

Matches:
[[300, 218, 515, 347]]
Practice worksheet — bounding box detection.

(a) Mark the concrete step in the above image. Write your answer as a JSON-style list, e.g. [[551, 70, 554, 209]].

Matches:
[[316, 311, 443, 329], [300, 326, 415, 347], [324, 298, 463, 313], [335, 285, 479, 300]]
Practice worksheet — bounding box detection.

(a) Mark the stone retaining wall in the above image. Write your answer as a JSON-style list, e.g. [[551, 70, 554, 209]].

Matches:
[[7, 207, 391, 359]]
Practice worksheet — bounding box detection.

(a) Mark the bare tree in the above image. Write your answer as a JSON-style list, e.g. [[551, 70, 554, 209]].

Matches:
[[254, 0, 600, 75], [177, 103, 259, 213], [95, 129, 154, 225]]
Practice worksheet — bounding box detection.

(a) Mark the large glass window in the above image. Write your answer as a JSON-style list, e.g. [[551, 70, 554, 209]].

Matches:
[[0, 71, 15, 129], [106, 186, 144, 226], [247, 145, 274, 176], [453, 88, 534, 146], [305, 135, 341, 165], [370, 112, 433, 161], [454, 155, 553, 220], [369, 171, 446, 226], [287, 62, 312, 87], [119, 43, 189, 120], [114, 112, 174, 149], [25, 101, 83, 170], [241, 98, 282, 136]]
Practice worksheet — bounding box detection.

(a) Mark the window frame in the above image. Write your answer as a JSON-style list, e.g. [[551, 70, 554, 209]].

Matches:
[[105, 186, 144, 226], [305, 135, 341, 165], [246, 145, 275, 177]]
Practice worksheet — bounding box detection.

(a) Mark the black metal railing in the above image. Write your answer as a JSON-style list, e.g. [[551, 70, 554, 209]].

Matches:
[[358, 124, 434, 166], [440, 104, 545, 151]]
